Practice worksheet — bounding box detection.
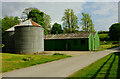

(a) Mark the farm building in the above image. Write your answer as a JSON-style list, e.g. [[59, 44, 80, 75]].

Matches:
[[44, 32, 100, 51], [3, 19, 44, 54]]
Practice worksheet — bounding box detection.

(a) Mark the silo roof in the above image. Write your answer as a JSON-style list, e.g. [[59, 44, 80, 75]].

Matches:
[[6, 19, 42, 31]]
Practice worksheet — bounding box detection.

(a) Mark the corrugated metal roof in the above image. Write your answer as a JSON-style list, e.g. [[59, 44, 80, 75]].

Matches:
[[45, 32, 92, 40], [6, 19, 42, 31]]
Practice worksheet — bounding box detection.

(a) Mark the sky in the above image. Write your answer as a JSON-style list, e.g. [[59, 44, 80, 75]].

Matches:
[[1, 0, 119, 31]]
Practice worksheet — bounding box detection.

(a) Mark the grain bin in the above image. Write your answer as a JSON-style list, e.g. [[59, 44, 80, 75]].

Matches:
[[3, 31, 15, 53], [14, 26, 44, 54], [14, 19, 44, 54]]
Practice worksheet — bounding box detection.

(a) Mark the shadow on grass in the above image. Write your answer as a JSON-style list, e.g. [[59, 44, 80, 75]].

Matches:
[[91, 52, 120, 79]]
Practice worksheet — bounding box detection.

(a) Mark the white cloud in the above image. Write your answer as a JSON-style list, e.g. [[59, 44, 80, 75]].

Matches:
[[92, 2, 117, 15], [94, 15, 118, 31], [82, 2, 118, 31]]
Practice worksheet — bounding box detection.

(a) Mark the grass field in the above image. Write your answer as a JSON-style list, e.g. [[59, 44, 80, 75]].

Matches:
[[1, 53, 71, 73], [95, 41, 119, 52], [68, 52, 120, 78]]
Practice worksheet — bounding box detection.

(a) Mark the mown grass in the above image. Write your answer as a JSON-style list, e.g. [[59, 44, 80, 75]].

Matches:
[[68, 52, 120, 78], [95, 41, 119, 52], [1, 53, 71, 73]]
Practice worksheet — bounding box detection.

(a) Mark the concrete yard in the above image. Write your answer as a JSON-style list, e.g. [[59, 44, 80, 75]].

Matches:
[[2, 48, 118, 77], [44, 51, 94, 56]]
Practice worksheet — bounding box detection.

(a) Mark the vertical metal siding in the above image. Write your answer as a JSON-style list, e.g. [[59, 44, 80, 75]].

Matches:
[[3, 31, 15, 53], [14, 26, 44, 54]]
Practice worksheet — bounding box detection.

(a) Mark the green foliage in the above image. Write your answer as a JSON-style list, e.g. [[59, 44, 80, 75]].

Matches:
[[28, 9, 45, 26], [2, 53, 71, 72], [80, 12, 95, 32], [98, 31, 109, 34], [51, 22, 63, 34], [27, 8, 51, 35], [22, 7, 39, 21], [44, 14, 51, 34], [2, 16, 20, 33], [109, 23, 120, 41], [62, 9, 79, 33], [22, 57, 33, 61], [98, 34, 110, 41]]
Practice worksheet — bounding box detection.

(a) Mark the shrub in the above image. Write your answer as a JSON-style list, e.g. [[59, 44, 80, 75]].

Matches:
[[22, 57, 33, 61], [98, 34, 110, 41], [53, 53, 65, 55]]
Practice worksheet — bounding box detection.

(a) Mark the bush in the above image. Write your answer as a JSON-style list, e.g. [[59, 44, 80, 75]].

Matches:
[[53, 53, 65, 55], [98, 34, 110, 41], [109, 23, 120, 41], [22, 57, 33, 61], [98, 31, 109, 34]]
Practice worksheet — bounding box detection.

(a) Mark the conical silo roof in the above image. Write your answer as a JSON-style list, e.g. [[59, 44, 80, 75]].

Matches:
[[6, 19, 42, 31]]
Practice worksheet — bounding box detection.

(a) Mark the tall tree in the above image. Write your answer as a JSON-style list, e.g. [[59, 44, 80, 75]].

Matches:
[[23, 8, 51, 35], [62, 9, 79, 33], [2, 16, 20, 33], [21, 7, 39, 21], [44, 14, 51, 34], [28, 9, 45, 26], [51, 22, 63, 34], [80, 12, 95, 32]]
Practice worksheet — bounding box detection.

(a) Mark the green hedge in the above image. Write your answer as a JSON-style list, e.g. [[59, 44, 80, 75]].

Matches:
[[98, 34, 109, 41]]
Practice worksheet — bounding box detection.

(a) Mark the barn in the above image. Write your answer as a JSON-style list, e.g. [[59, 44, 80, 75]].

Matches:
[[44, 32, 100, 51]]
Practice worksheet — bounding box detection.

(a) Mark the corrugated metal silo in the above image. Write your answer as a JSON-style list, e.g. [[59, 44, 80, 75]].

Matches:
[[15, 20, 44, 54], [14, 26, 44, 54], [3, 31, 15, 53]]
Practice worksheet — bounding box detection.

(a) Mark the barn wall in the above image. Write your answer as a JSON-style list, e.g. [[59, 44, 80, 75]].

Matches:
[[94, 33, 100, 49], [44, 40, 55, 51], [88, 33, 92, 51], [44, 38, 89, 51], [66, 39, 89, 51], [92, 34, 95, 50], [3, 31, 15, 53], [55, 39, 66, 51], [88, 33, 95, 51]]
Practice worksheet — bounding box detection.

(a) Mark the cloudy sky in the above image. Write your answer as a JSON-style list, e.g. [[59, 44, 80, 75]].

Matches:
[[1, 0, 119, 31]]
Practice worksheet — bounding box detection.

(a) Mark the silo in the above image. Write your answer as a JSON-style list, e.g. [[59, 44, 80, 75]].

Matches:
[[14, 26, 44, 54], [3, 31, 15, 53]]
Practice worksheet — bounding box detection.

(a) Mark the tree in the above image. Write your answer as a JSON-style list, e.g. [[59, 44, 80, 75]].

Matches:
[[2, 16, 20, 33], [80, 12, 95, 32], [51, 22, 63, 34], [25, 8, 51, 35], [62, 9, 79, 33], [109, 23, 120, 41], [44, 14, 51, 34], [21, 7, 39, 21], [28, 9, 45, 26]]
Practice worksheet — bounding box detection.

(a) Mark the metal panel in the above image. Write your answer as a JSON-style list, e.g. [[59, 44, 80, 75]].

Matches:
[[3, 31, 15, 53], [94, 33, 100, 49], [45, 38, 89, 51], [14, 26, 44, 54], [44, 40, 55, 51]]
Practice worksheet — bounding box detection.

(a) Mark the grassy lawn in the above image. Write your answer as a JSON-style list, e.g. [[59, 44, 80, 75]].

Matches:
[[95, 41, 119, 52], [68, 52, 120, 78], [1, 53, 71, 73]]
